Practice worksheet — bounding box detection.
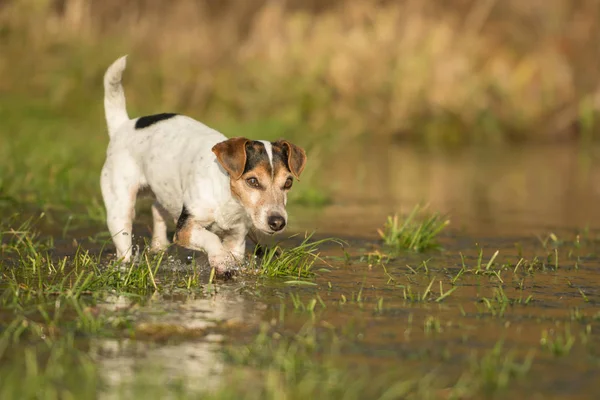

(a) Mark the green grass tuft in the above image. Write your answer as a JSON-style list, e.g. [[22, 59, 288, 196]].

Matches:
[[452, 341, 535, 397], [377, 204, 450, 253], [248, 234, 344, 279]]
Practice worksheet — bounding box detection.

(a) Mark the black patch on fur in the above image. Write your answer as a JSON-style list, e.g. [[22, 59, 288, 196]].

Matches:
[[135, 113, 177, 129], [271, 141, 291, 173], [175, 204, 191, 233], [243, 141, 271, 175]]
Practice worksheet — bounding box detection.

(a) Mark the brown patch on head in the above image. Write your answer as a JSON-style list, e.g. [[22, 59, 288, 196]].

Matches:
[[272, 140, 307, 179], [212, 137, 249, 179], [229, 161, 272, 203], [270, 143, 294, 186], [229, 141, 272, 204]]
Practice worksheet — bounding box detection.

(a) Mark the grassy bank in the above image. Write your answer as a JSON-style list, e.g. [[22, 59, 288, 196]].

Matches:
[[3, 0, 600, 147]]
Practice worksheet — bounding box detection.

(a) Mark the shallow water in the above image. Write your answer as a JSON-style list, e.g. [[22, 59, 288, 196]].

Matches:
[[2, 142, 600, 398], [295, 140, 600, 237], [83, 232, 600, 398]]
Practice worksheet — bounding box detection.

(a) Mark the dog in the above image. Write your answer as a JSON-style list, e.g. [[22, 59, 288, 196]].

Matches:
[[100, 56, 306, 275]]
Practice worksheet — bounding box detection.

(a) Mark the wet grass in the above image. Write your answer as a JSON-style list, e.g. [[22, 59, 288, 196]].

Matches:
[[454, 341, 535, 397], [0, 279, 544, 400], [249, 234, 345, 279], [377, 204, 450, 253], [0, 335, 98, 400], [1, 211, 600, 398]]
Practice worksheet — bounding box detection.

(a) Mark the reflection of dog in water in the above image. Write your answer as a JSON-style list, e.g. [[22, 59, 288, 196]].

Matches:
[[100, 56, 306, 276]]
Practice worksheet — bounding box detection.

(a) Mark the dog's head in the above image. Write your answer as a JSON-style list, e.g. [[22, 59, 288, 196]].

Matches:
[[212, 137, 307, 235]]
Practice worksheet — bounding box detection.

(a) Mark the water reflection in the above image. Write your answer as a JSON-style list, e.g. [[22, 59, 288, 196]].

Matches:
[[297, 141, 600, 236], [94, 287, 264, 397]]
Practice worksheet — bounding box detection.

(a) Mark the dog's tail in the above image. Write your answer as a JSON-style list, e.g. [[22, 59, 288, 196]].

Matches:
[[103, 55, 130, 137]]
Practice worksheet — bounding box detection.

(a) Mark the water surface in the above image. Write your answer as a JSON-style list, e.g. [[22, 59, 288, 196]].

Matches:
[[2, 142, 600, 398]]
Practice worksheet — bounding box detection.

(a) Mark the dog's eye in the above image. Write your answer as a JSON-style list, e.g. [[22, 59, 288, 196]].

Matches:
[[283, 178, 293, 189], [246, 177, 260, 188]]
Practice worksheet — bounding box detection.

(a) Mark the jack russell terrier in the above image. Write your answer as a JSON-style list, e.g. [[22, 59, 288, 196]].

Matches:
[[100, 56, 306, 276]]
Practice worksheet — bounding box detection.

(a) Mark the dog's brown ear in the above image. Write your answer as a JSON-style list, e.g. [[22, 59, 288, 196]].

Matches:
[[212, 137, 249, 180], [277, 140, 307, 179]]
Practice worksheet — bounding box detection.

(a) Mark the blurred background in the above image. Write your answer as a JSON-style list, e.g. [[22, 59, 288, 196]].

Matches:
[[3, 0, 600, 235]]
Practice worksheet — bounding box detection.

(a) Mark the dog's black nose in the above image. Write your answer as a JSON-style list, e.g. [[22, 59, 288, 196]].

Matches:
[[267, 215, 286, 232]]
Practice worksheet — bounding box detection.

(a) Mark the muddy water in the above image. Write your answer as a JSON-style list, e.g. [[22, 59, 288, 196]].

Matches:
[[5, 142, 600, 398]]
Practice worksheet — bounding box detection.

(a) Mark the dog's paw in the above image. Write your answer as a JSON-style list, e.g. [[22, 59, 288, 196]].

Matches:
[[150, 239, 170, 253], [208, 253, 239, 278], [115, 246, 138, 264]]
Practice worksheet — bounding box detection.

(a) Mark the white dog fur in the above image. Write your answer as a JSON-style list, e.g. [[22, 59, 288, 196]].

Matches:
[[101, 56, 306, 275]]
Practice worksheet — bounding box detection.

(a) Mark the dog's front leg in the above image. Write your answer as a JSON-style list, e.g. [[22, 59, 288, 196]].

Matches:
[[150, 201, 171, 252], [222, 226, 248, 263], [101, 166, 138, 263], [174, 221, 236, 275]]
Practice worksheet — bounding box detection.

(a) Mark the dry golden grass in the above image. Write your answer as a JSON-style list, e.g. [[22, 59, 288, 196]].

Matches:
[[2, 0, 600, 144]]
